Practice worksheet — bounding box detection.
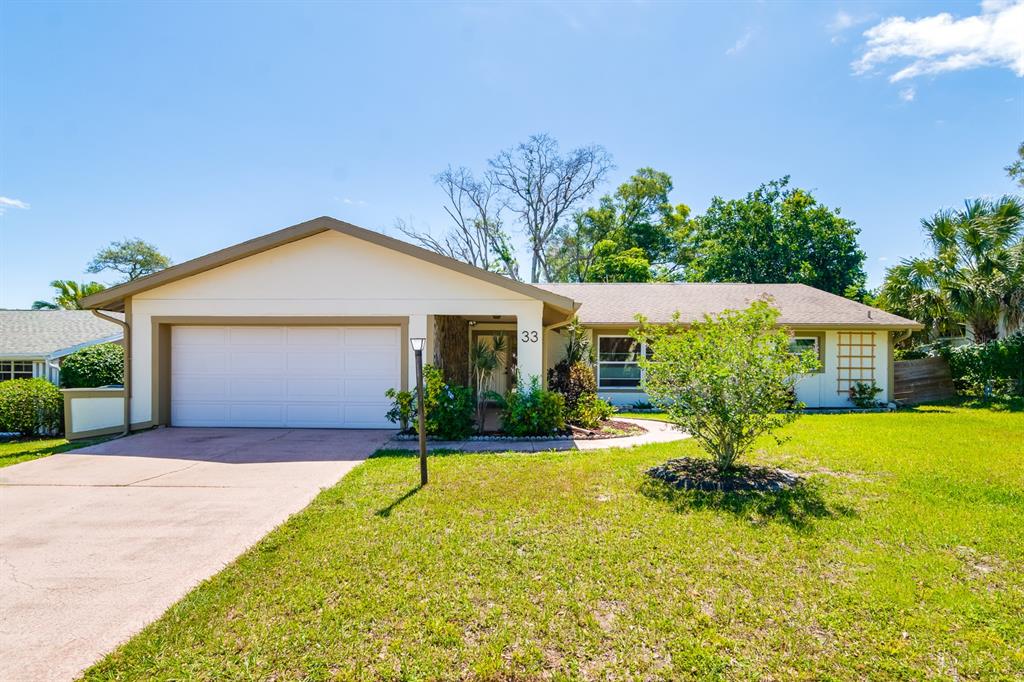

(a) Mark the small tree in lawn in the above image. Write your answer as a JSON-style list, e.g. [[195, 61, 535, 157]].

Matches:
[[633, 300, 819, 472]]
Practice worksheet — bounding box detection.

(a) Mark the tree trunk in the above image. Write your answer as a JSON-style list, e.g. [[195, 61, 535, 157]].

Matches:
[[433, 315, 470, 385]]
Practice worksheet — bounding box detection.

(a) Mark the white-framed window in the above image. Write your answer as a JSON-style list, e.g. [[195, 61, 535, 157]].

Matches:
[[0, 360, 34, 382], [596, 336, 649, 390], [788, 336, 819, 356]]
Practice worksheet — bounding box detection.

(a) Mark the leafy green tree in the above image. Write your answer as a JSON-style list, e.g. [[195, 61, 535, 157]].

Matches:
[[688, 177, 867, 297], [634, 301, 819, 471], [32, 280, 106, 310], [877, 196, 1024, 343], [87, 238, 171, 282], [1006, 141, 1024, 189], [548, 168, 694, 282]]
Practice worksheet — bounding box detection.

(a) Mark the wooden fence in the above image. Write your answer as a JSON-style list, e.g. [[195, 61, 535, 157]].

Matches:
[[893, 357, 957, 404]]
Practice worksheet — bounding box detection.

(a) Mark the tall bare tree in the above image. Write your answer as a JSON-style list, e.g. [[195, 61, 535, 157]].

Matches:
[[489, 134, 613, 282], [398, 166, 519, 279]]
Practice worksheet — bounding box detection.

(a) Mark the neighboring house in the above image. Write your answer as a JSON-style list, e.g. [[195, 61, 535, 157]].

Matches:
[[0, 310, 124, 385], [72, 216, 921, 436]]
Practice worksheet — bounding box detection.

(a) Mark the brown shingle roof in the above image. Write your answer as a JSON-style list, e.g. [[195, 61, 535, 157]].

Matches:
[[0, 310, 124, 357], [535, 283, 922, 329]]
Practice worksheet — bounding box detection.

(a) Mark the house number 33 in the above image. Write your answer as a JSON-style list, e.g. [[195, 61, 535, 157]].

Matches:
[[520, 330, 539, 343]]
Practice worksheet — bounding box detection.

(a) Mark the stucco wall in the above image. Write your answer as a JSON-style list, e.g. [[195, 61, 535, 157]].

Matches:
[[127, 231, 546, 425]]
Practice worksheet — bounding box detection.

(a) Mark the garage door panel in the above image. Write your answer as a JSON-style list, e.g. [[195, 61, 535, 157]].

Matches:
[[174, 350, 229, 373], [344, 349, 399, 375], [345, 327, 399, 346], [230, 378, 286, 400], [230, 327, 285, 345], [229, 351, 287, 373], [173, 377, 230, 401], [286, 378, 343, 399], [171, 325, 398, 428], [287, 327, 342, 344], [285, 403, 344, 426], [173, 327, 230, 345]]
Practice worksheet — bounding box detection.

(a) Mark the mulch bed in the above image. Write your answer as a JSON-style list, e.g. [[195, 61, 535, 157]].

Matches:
[[648, 457, 803, 492], [569, 419, 646, 440]]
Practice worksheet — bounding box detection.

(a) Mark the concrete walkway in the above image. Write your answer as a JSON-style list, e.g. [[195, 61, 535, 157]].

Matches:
[[384, 417, 688, 453], [0, 427, 393, 682]]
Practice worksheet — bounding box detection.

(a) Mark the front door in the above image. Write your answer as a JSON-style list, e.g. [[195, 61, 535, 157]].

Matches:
[[471, 329, 517, 397]]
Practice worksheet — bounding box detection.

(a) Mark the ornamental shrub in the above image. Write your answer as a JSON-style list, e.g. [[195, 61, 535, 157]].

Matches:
[[567, 392, 615, 429], [549, 360, 597, 412], [421, 365, 475, 440], [60, 343, 124, 388], [0, 378, 63, 436], [848, 381, 883, 408], [942, 332, 1024, 398], [501, 375, 566, 437], [634, 300, 820, 471], [384, 388, 415, 431]]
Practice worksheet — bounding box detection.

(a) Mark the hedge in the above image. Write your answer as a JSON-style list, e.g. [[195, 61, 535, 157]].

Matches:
[[941, 332, 1024, 398], [0, 378, 63, 436], [60, 343, 124, 388]]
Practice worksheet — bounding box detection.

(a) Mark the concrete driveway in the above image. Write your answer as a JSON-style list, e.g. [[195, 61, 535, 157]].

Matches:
[[0, 427, 393, 682]]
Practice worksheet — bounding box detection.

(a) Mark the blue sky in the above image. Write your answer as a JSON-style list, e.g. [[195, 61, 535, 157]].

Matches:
[[1, 0, 1021, 307]]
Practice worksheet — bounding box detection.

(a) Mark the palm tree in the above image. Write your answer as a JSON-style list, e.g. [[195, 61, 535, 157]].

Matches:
[[32, 280, 107, 310], [469, 334, 507, 432], [878, 196, 1024, 344]]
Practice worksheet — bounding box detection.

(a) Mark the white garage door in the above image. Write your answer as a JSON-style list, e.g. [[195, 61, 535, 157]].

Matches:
[[170, 326, 400, 428]]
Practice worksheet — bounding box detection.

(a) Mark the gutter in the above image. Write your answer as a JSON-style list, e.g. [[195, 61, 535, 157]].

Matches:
[[90, 310, 131, 436]]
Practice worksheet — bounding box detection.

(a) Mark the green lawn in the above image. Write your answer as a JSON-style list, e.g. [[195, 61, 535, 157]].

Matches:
[[0, 436, 109, 469], [617, 411, 670, 422], [85, 405, 1023, 680]]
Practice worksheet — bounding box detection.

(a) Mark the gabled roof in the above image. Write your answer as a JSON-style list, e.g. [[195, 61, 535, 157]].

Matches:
[[0, 310, 124, 358], [80, 216, 578, 315], [536, 283, 923, 330]]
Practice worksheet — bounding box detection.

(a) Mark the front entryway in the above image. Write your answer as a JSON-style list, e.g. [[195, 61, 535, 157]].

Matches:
[[470, 328, 517, 395], [170, 325, 400, 428]]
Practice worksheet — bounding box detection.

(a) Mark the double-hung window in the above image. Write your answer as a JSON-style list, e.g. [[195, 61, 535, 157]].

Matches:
[[788, 333, 825, 372], [0, 361, 34, 382], [596, 336, 648, 389]]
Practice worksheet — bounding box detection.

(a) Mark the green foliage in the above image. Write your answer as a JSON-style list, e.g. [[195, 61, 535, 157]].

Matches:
[[501, 375, 566, 436], [384, 388, 415, 431], [421, 365, 475, 440], [87, 238, 171, 282], [0, 378, 63, 436], [848, 382, 883, 408], [547, 167, 695, 282], [634, 300, 820, 471], [941, 332, 1024, 398], [688, 177, 867, 297], [567, 392, 615, 429], [469, 335, 507, 431], [877, 196, 1024, 344], [60, 343, 124, 388], [32, 280, 107, 310], [1006, 140, 1024, 189]]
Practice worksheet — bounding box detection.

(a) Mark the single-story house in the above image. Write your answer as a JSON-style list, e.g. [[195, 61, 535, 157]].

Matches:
[[0, 310, 124, 385], [69, 216, 922, 438]]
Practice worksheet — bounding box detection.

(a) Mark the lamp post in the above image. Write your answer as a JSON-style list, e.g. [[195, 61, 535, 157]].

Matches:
[[410, 337, 428, 485]]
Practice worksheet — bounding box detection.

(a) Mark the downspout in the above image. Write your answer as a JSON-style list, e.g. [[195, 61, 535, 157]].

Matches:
[[91, 309, 130, 436]]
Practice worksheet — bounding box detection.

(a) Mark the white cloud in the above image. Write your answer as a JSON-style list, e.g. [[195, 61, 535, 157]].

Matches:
[[899, 86, 916, 101], [853, 1, 1024, 82], [0, 196, 29, 214], [828, 9, 874, 43], [340, 197, 367, 206], [726, 29, 755, 56]]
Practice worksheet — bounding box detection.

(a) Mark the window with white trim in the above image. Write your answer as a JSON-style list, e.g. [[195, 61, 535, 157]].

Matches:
[[597, 336, 649, 389], [788, 336, 819, 356], [0, 361, 34, 382]]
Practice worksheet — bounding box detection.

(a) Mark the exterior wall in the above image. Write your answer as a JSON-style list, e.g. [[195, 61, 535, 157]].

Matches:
[[546, 325, 895, 410], [62, 388, 125, 439], [127, 230, 546, 425]]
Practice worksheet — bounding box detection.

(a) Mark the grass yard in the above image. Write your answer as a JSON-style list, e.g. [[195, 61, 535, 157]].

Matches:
[[0, 436, 108, 469], [85, 405, 1023, 680]]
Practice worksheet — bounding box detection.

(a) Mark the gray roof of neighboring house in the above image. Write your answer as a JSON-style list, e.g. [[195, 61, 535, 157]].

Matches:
[[0, 310, 124, 358], [536, 283, 923, 329]]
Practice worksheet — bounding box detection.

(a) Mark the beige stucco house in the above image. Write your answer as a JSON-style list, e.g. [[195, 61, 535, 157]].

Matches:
[[68, 216, 922, 438]]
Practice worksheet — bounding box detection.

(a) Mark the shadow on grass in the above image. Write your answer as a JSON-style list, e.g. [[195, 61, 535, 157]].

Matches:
[[639, 476, 855, 530], [900, 396, 1022, 413], [0, 437, 110, 468], [375, 485, 422, 517]]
